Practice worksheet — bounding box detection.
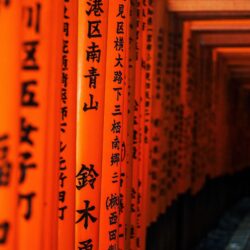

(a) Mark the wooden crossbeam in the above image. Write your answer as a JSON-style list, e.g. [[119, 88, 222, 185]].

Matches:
[[197, 33, 250, 47], [167, 0, 250, 12], [189, 20, 250, 31], [227, 58, 250, 66]]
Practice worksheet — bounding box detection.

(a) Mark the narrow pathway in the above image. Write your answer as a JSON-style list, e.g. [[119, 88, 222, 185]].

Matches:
[[196, 198, 250, 250]]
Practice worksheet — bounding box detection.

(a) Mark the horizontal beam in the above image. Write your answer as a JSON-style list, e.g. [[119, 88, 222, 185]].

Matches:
[[212, 47, 250, 62], [178, 12, 250, 20], [168, 0, 250, 12], [227, 59, 250, 66], [229, 66, 250, 71], [189, 20, 250, 31], [197, 33, 250, 47], [216, 48, 250, 53]]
